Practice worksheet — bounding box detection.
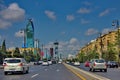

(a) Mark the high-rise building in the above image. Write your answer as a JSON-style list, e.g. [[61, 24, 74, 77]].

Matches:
[[26, 19, 34, 48]]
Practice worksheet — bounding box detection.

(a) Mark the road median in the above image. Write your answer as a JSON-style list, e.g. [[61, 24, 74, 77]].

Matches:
[[63, 63, 110, 80]]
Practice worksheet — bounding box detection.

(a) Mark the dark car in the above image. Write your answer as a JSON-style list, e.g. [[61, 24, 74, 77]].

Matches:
[[107, 61, 119, 68]]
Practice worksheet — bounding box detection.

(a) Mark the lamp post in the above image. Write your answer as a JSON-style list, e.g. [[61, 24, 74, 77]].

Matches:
[[112, 20, 120, 65], [21, 29, 26, 58]]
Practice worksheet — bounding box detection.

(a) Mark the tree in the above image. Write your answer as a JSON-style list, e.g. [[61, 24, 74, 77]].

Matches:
[[107, 42, 117, 61], [1, 40, 6, 54], [13, 47, 23, 58], [103, 42, 117, 61]]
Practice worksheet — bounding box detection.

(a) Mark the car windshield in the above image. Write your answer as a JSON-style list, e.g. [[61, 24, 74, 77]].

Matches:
[[95, 60, 105, 63], [7, 59, 21, 63]]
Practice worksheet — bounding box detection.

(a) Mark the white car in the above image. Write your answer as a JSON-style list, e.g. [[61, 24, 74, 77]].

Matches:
[[73, 62, 80, 66], [3, 58, 29, 75], [89, 59, 107, 72], [42, 61, 49, 66], [48, 60, 52, 65]]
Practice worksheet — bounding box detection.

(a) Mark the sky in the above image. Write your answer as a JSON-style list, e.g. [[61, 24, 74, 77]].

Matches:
[[0, 0, 120, 57]]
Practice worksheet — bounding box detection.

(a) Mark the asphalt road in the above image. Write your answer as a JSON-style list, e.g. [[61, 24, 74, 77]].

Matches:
[[78, 63, 120, 80], [0, 63, 82, 80]]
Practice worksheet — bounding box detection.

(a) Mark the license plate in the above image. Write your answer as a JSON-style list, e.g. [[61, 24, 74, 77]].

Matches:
[[9, 68, 15, 70]]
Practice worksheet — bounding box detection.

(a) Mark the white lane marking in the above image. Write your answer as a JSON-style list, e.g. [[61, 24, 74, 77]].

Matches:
[[45, 69, 47, 71], [56, 69, 60, 72], [31, 74, 39, 78]]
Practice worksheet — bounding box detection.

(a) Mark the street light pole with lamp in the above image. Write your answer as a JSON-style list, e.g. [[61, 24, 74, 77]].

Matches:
[[112, 20, 120, 65], [20, 29, 26, 58]]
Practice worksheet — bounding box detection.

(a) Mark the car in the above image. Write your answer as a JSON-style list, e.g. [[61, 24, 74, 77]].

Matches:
[[38, 60, 43, 65], [107, 61, 119, 68], [3, 58, 29, 75], [34, 61, 40, 65], [73, 62, 80, 66], [42, 60, 49, 66], [58, 61, 62, 64], [48, 60, 52, 65], [84, 61, 90, 67], [89, 59, 107, 72], [52, 60, 57, 64]]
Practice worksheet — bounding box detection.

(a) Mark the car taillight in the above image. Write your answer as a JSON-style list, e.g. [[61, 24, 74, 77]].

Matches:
[[94, 63, 96, 66], [105, 63, 107, 67], [3, 63, 7, 67], [19, 63, 23, 66]]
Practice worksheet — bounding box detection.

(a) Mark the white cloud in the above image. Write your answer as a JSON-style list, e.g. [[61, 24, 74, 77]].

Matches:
[[77, 8, 91, 14], [80, 19, 90, 24], [15, 30, 24, 37], [45, 38, 80, 57], [69, 38, 79, 45], [99, 8, 115, 17], [0, 19, 11, 28], [66, 15, 75, 21], [0, 3, 25, 21], [102, 28, 112, 34], [85, 28, 98, 36], [45, 10, 56, 20], [82, 1, 92, 6], [99, 9, 110, 17], [0, 3, 25, 29]]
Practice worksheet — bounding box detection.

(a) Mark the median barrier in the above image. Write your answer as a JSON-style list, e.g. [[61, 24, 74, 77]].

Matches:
[[63, 63, 110, 80]]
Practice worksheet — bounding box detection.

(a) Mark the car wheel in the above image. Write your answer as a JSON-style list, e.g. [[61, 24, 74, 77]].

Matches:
[[21, 68, 25, 74], [4, 72, 7, 75], [116, 66, 118, 68], [104, 69, 107, 72], [92, 68, 95, 72], [89, 68, 91, 71], [26, 67, 29, 74]]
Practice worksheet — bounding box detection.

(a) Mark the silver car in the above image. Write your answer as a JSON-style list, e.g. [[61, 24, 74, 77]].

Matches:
[[3, 58, 29, 75], [89, 59, 107, 72]]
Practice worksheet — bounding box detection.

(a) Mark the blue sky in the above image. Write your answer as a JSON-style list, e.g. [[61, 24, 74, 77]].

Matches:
[[0, 0, 120, 57]]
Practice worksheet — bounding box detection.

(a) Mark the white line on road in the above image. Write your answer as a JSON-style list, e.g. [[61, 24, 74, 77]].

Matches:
[[56, 69, 60, 72], [31, 73, 39, 78]]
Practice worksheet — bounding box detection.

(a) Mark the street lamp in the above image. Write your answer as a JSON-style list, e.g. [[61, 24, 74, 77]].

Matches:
[[112, 20, 120, 65], [20, 29, 26, 58]]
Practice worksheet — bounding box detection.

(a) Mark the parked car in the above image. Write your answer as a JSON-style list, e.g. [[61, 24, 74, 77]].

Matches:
[[107, 61, 119, 68], [48, 60, 52, 65], [3, 58, 29, 75], [73, 62, 80, 66], [89, 59, 107, 72], [42, 60, 49, 66], [84, 61, 90, 67]]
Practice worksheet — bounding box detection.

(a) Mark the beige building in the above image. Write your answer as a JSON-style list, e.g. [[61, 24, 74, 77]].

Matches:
[[79, 30, 118, 57]]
